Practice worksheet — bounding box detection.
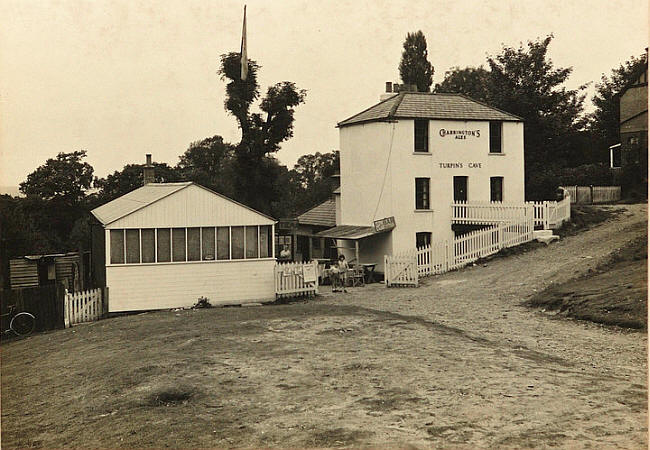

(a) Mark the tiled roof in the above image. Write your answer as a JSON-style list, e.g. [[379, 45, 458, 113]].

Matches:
[[92, 182, 192, 225], [337, 93, 522, 127], [297, 198, 336, 227]]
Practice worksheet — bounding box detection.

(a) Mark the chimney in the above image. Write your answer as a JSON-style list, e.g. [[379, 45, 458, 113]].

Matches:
[[380, 81, 398, 101], [143, 154, 155, 185]]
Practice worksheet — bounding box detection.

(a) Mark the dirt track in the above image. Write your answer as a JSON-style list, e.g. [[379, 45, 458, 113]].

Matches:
[[1, 204, 647, 448]]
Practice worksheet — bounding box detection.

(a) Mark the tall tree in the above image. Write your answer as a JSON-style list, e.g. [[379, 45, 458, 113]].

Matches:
[[93, 162, 180, 206], [399, 31, 434, 92], [288, 150, 340, 214], [176, 135, 237, 198], [218, 52, 306, 214], [590, 51, 648, 155], [434, 66, 490, 102], [19, 150, 94, 203]]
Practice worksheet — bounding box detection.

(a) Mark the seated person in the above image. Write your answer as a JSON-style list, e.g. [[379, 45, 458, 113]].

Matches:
[[279, 245, 291, 260]]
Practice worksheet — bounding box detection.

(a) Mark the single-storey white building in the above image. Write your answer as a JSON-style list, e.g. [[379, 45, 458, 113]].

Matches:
[[319, 85, 524, 271], [91, 181, 276, 312]]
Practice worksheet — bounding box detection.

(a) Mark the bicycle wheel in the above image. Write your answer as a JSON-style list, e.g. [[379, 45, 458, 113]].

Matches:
[[10, 312, 35, 336]]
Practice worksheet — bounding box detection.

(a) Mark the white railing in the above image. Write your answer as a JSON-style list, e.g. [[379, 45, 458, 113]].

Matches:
[[452, 201, 533, 225], [384, 252, 419, 287], [64, 287, 107, 327], [274, 261, 319, 298], [560, 185, 621, 204], [387, 214, 535, 285]]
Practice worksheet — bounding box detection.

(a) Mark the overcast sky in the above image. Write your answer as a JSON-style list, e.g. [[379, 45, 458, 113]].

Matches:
[[1, 0, 647, 189]]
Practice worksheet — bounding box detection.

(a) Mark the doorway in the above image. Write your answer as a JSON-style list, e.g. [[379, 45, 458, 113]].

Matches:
[[454, 176, 468, 202]]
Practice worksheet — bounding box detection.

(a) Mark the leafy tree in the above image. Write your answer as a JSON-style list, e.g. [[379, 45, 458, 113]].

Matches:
[[288, 151, 340, 214], [19, 151, 93, 203], [434, 35, 588, 199], [434, 66, 490, 102], [93, 162, 180, 205], [176, 136, 237, 198], [590, 51, 648, 156], [218, 52, 306, 214], [399, 31, 434, 92]]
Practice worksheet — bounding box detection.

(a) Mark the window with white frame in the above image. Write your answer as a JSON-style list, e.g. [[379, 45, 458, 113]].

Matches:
[[108, 225, 273, 264]]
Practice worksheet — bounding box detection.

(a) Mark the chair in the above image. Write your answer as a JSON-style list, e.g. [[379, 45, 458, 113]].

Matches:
[[350, 266, 365, 287]]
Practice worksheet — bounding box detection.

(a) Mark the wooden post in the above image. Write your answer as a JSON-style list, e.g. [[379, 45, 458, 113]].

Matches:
[[355, 240, 360, 265]]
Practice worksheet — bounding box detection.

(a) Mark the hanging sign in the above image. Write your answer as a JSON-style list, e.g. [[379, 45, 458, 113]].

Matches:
[[373, 216, 396, 232]]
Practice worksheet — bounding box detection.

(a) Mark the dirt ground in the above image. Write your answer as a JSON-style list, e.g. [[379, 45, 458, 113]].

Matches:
[[1, 204, 647, 448]]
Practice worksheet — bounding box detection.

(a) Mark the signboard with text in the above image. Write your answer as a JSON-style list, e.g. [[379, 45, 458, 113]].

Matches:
[[373, 216, 396, 233]]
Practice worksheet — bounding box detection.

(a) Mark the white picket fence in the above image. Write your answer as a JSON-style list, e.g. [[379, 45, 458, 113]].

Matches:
[[274, 261, 319, 298], [384, 252, 419, 287], [386, 212, 535, 286], [561, 185, 621, 204], [526, 197, 571, 229], [451, 201, 533, 224], [64, 287, 107, 327]]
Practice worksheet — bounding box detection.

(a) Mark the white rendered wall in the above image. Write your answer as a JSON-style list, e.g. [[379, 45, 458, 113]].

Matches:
[[106, 259, 276, 311], [339, 119, 524, 255]]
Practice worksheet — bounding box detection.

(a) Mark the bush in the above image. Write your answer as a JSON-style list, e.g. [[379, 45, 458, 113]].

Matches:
[[526, 163, 616, 201], [193, 297, 212, 309]]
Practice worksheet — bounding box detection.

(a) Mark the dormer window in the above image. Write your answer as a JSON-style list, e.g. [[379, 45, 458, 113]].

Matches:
[[414, 119, 429, 152], [489, 121, 502, 153]]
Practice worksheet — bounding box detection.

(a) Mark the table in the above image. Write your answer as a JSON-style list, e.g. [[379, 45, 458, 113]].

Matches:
[[361, 263, 377, 283]]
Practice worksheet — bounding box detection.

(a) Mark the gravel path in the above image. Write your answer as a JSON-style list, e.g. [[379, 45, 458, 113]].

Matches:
[[317, 203, 648, 448]]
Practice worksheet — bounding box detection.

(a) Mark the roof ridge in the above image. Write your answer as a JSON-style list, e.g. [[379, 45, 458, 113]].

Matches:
[[453, 93, 524, 121], [388, 93, 406, 118], [336, 94, 399, 127]]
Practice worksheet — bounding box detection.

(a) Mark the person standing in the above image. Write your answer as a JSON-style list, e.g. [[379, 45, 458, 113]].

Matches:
[[337, 254, 349, 293]]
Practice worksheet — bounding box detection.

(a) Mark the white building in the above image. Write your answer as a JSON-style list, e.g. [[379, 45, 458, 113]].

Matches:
[[91, 182, 276, 312], [318, 89, 524, 271]]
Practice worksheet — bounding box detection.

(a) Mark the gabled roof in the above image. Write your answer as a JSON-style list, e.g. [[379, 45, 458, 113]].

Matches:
[[91, 182, 275, 226], [297, 198, 336, 227], [337, 92, 522, 127]]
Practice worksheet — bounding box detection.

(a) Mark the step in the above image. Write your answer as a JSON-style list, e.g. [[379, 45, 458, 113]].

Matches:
[[533, 229, 554, 238], [536, 235, 560, 245]]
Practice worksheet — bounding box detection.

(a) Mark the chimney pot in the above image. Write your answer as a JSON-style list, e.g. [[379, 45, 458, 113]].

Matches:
[[143, 154, 155, 185]]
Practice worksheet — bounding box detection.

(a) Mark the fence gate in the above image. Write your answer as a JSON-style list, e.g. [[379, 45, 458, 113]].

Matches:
[[384, 252, 418, 287], [64, 287, 108, 327]]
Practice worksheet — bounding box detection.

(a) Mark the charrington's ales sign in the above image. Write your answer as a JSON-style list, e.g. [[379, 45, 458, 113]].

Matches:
[[439, 129, 481, 139]]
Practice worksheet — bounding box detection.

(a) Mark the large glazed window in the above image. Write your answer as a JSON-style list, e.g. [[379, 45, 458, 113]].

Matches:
[[107, 225, 272, 264]]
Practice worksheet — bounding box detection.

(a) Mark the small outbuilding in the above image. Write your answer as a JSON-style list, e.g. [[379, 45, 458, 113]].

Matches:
[[91, 182, 276, 312]]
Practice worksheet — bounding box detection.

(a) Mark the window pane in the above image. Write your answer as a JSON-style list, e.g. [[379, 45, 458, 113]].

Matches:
[[415, 178, 430, 209], [217, 227, 230, 260], [231, 226, 244, 259], [186, 227, 201, 261], [141, 229, 155, 263], [110, 230, 125, 264], [125, 229, 140, 263], [245, 226, 259, 258], [416, 232, 432, 248], [172, 228, 186, 262], [157, 229, 171, 262], [202, 227, 215, 260], [490, 177, 503, 202], [490, 121, 502, 153], [414, 119, 428, 152], [260, 225, 270, 258]]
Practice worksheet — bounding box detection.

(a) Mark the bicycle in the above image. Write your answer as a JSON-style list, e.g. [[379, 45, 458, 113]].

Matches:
[[1, 304, 36, 337]]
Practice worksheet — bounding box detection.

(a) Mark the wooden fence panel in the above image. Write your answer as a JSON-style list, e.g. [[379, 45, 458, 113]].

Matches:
[[0, 284, 65, 331]]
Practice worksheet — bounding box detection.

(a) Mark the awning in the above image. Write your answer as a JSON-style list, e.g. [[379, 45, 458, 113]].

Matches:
[[314, 225, 390, 240]]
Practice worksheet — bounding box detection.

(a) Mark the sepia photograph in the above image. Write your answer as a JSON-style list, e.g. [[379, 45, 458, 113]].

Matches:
[[0, 0, 647, 447]]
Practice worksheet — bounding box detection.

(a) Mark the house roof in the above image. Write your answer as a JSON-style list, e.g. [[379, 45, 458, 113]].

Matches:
[[91, 182, 275, 225], [337, 92, 522, 127], [297, 198, 336, 227], [315, 225, 389, 240]]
